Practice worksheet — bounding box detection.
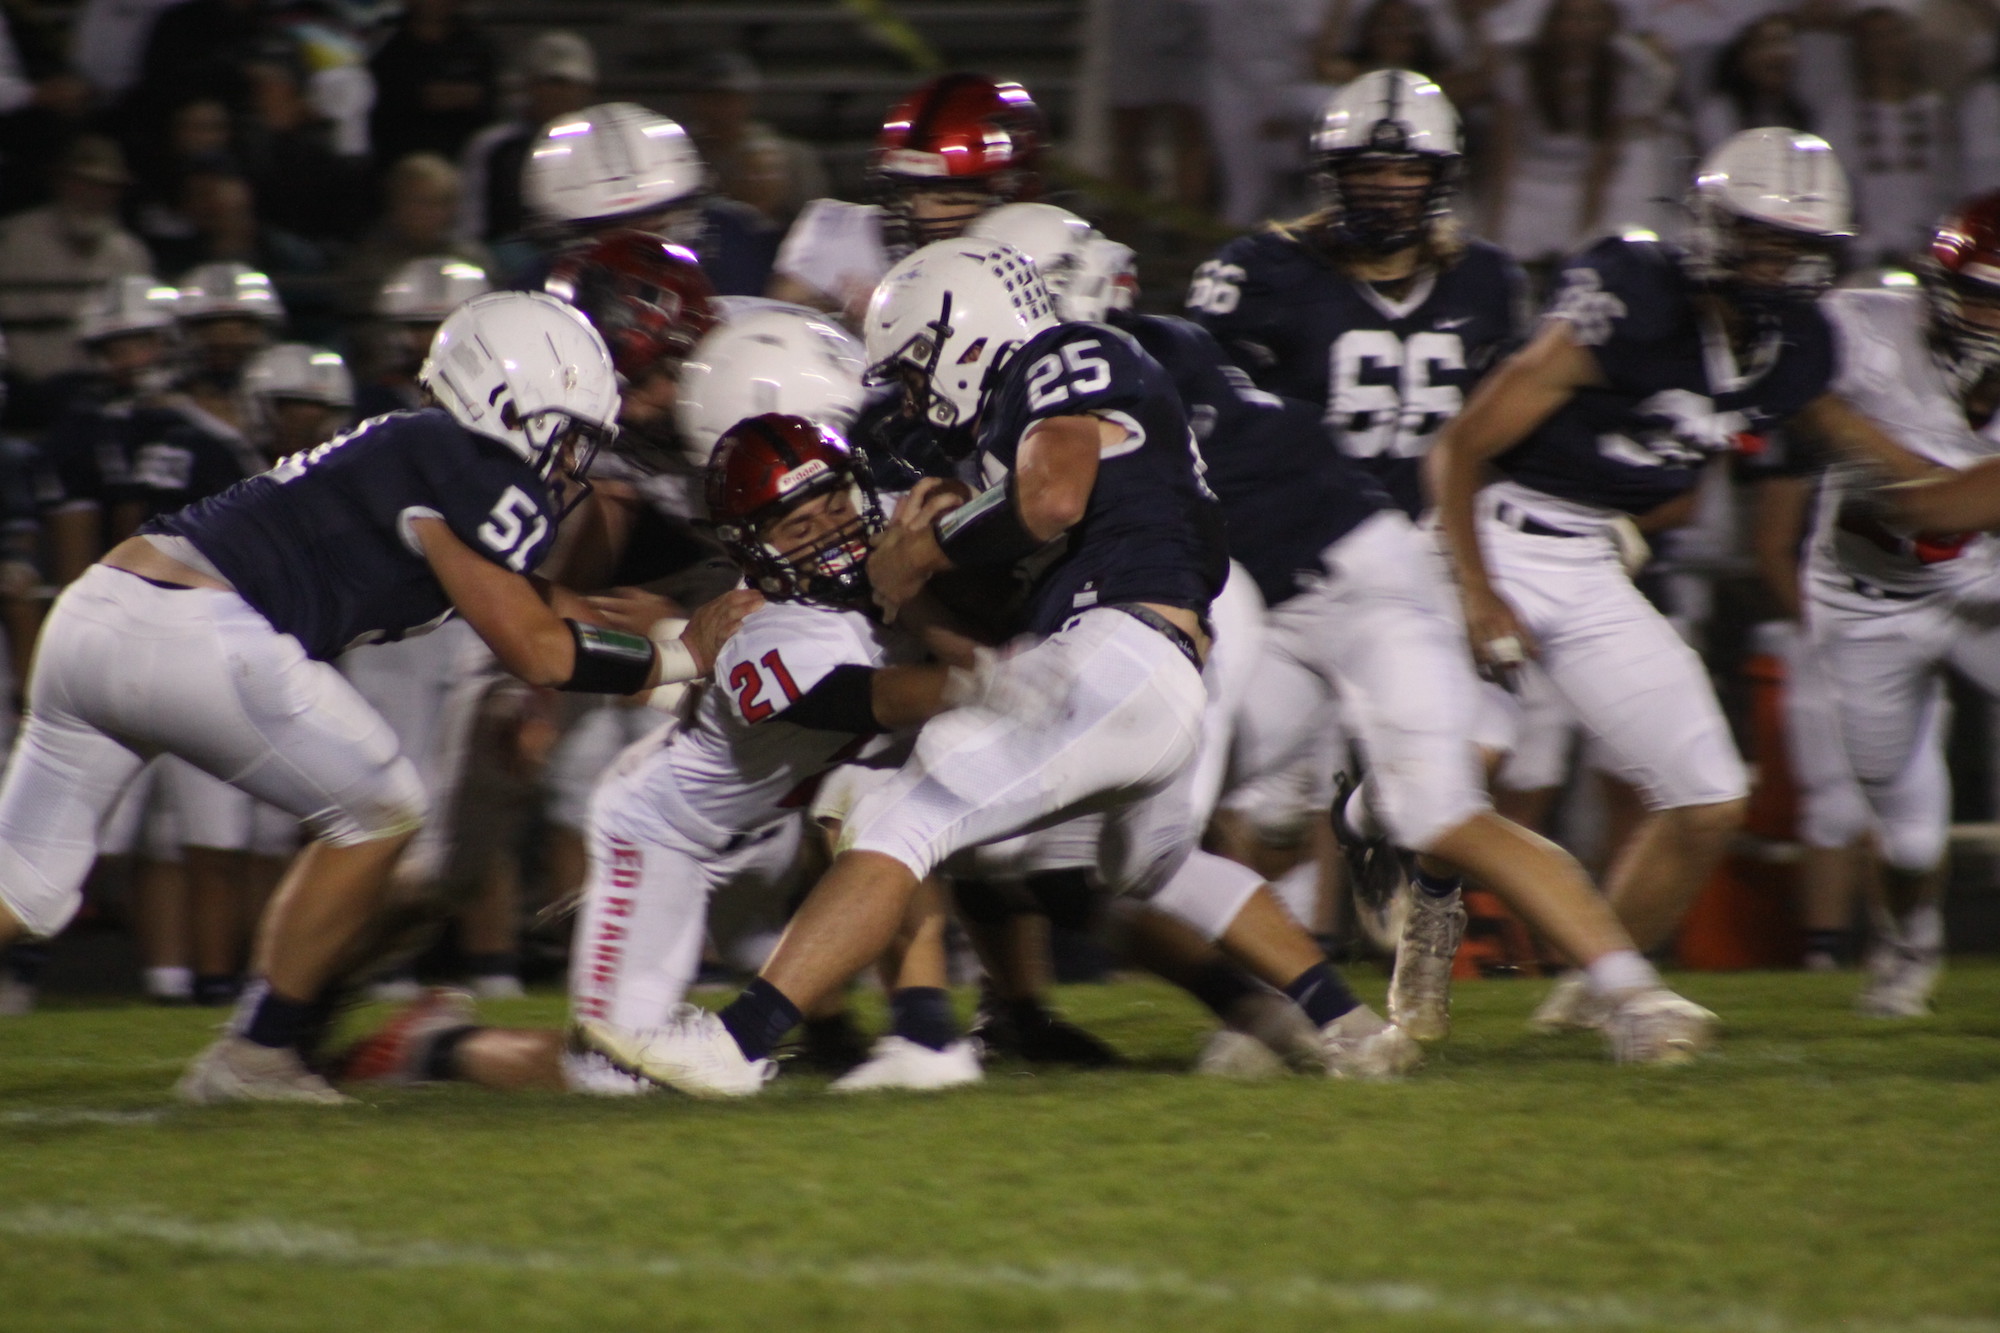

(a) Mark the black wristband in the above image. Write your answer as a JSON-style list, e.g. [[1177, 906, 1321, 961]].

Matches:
[[934, 474, 1045, 569], [562, 621, 655, 694]]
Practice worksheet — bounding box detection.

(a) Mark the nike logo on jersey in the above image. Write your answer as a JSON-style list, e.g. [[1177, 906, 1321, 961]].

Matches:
[[1434, 316, 1470, 330]]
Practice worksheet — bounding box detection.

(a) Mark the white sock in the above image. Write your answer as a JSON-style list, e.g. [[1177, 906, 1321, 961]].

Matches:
[[145, 966, 194, 1000], [1585, 950, 1660, 998], [1901, 903, 1944, 954]]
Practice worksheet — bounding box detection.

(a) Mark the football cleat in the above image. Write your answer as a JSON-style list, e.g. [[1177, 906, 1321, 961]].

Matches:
[[1602, 988, 1717, 1065], [1318, 1005, 1424, 1080], [1856, 941, 1942, 1018], [830, 1037, 982, 1093], [971, 994, 1122, 1067], [176, 1036, 351, 1105], [1388, 886, 1466, 1041], [1195, 1029, 1289, 1080], [335, 987, 477, 1085], [577, 1005, 776, 1098], [1527, 970, 1611, 1034]]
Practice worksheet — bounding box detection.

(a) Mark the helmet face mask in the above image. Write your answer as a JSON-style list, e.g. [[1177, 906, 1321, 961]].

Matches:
[[1923, 193, 2000, 387], [870, 74, 1045, 258], [888, 182, 1002, 249], [1702, 212, 1839, 302]]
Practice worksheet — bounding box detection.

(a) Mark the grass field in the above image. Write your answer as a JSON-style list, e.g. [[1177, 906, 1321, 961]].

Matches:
[[3, 966, 1998, 1333]]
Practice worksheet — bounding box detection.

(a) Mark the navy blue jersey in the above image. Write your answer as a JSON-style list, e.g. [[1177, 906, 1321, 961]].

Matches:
[[1112, 310, 1393, 607], [1495, 237, 1835, 515], [35, 398, 141, 515], [975, 322, 1228, 634], [143, 408, 560, 660], [127, 403, 268, 519], [1188, 229, 1526, 516]]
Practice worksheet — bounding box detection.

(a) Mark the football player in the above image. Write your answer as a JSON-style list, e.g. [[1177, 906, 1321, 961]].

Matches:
[[768, 73, 1045, 326], [579, 241, 1445, 1096], [1776, 197, 2000, 1016], [984, 201, 1715, 1061], [518, 103, 776, 295], [1187, 70, 1527, 523], [343, 415, 985, 1094], [1428, 129, 1932, 1030], [357, 256, 492, 420], [0, 292, 757, 1103]]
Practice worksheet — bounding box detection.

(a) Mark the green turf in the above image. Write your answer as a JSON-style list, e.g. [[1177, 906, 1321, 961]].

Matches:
[[3, 967, 1998, 1333]]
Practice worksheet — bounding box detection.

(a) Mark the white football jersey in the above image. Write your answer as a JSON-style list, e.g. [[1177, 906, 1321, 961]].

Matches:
[[772, 199, 891, 323], [646, 600, 908, 838], [1811, 287, 2000, 597]]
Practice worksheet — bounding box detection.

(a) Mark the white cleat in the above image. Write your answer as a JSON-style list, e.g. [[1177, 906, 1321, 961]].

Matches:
[[1388, 887, 1465, 1042], [1195, 1029, 1288, 1080], [830, 1037, 982, 1093], [576, 1005, 775, 1098], [1856, 945, 1942, 1018], [1528, 970, 1611, 1034], [176, 1036, 350, 1105], [470, 974, 525, 1001], [1602, 988, 1717, 1065], [1318, 1005, 1424, 1080]]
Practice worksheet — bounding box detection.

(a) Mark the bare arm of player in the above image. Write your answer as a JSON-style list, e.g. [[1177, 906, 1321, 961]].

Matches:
[[413, 516, 761, 687], [1883, 458, 2000, 534], [1015, 415, 1109, 538], [1751, 475, 1811, 622], [1790, 394, 1941, 486], [1427, 319, 1603, 664], [869, 665, 954, 729]]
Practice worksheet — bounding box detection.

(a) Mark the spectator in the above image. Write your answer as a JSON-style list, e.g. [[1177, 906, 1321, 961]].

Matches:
[[683, 52, 827, 229], [71, 0, 185, 104], [339, 153, 490, 320], [239, 47, 368, 244], [1201, 0, 1328, 226], [0, 16, 94, 217], [368, 0, 497, 172], [1693, 13, 1817, 153], [126, 0, 267, 127], [458, 31, 599, 246], [1103, 0, 1211, 212], [0, 136, 152, 383], [1818, 5, 1950, 267], [128, 98, 234, 262], [1483, 0, 1668, 264], [155, 170, 333, 339]]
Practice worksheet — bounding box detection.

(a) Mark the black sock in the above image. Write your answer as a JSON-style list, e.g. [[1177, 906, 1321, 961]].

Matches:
[[1003, 995, 1051, 1029], [889, 987, 958, 1051], [1184, 960, 1261, 1019], [1805, 928, 1847, 960], [1283, 962, 1359, 1028], [241, 983, 313, 1050], [421, 1025, 480, 1082], [718, 978, 802, 1061], [1413, 866, 1462, 898]]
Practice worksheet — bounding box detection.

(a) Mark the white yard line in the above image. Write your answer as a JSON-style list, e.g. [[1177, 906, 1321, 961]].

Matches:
[[0, 1108, 169, 1126], [1, 1205, 1994, 1333]]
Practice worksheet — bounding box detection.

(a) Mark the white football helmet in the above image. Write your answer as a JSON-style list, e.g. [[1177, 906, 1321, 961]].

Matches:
[[177, 262, 286, 324], [1077, 236, 1139, 319], [77, 275, 180, 344], [1687, 127, 1853, 294], [863, 239, 1057, 431], [376, 257, 492, 323], [676, 302, 868, 466], [1310, 69, 1462, 250], [965, 202, 1101, 320], [420, 291, 621, 484], [523, 103, 706, 226], [243, 343, 354, 409]]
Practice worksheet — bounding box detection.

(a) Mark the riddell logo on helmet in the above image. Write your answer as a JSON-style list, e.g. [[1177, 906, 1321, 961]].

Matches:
[[777, 459, 830, 494]]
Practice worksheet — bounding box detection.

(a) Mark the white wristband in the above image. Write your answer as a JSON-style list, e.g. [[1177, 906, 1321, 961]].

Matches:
[[648, 617, 699, 684]]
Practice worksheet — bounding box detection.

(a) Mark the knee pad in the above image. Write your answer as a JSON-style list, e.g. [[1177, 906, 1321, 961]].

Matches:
[[1147, 850, 1264, 943], [0, 843, 86, 940], [315, 756, 429, 848]]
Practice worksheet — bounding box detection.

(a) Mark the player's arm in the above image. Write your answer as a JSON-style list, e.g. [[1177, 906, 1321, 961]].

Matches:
[[1788, 394, 1940, 486], [780, 662, 956, 733], [1881, 458, 2000, 534], [411, 515, 759, 691], [868, 416, 1116, 617], [1426, 319, 1603, 662], [1751, 474, 1812, 621]]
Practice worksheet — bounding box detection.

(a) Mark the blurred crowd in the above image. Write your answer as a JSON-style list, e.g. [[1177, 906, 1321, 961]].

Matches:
[[1111, 0, 2000, 269]]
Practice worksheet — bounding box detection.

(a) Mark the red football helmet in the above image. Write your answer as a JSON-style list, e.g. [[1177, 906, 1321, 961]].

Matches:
[[706, 413, 885, 606], [871, 73, 1045, 247], [544, 230, 718, 383], [1926, 193, 2000, 381]]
